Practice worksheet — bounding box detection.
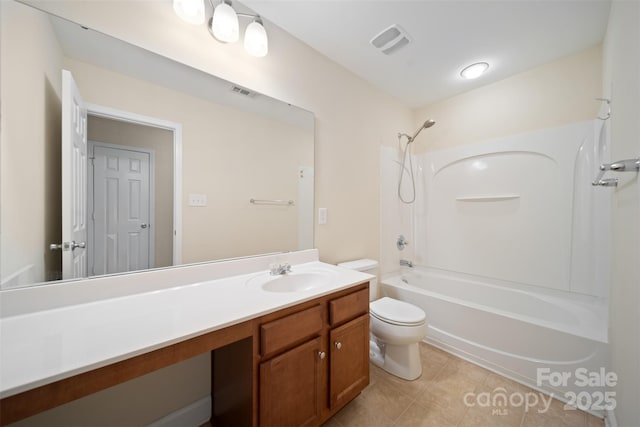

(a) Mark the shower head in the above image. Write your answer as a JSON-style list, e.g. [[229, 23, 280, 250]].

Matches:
[[408, 119, 436, 142], [423, 119, 436, 129]]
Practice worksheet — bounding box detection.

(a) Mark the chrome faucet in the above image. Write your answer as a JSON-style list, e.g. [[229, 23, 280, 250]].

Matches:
[[270, 263, 292, 275], [400, 259, 413, 268]]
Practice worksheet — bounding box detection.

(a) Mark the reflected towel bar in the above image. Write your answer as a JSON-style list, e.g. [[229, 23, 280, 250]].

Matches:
[[456, 195, 520, 202], [250, 198, 295, 206]]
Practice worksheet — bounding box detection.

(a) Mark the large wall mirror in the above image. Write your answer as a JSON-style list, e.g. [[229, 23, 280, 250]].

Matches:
[[0, 0, 315, 289]]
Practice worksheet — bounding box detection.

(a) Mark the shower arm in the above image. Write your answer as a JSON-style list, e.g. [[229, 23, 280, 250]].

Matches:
[[398, 132, 412, 142]]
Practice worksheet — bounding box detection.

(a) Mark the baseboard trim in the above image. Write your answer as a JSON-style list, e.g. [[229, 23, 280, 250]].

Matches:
[[147, 396, 211, 427]]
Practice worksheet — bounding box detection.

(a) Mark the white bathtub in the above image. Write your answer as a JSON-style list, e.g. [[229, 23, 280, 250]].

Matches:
[[382, 267, 609, 405]]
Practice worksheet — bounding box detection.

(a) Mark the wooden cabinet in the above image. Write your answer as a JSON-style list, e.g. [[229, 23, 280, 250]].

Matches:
[[212, 283, 370, 427], [259, 337, 324, 427], [329, 315, 369, 409], [257, 284, 369, 427]]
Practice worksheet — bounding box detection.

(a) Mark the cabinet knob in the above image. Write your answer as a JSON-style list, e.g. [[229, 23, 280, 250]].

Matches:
[[334, 341, 342, 350], [318, 351, 326, 360]]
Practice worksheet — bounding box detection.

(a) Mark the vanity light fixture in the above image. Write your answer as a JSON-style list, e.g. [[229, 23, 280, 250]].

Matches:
[[173, 0, 269, 57], [243, 17, 268, 57], [211, 0, 239, 42], [173, 0, 206, 25], [460, 62, 489, 79]]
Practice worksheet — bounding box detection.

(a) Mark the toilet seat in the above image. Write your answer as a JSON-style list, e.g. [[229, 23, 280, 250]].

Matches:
[[370, 297, 426, 327]]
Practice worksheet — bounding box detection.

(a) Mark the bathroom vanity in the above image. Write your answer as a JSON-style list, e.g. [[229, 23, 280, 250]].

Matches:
[[0, 250, 371, 426], [242, 284, 369, 426]]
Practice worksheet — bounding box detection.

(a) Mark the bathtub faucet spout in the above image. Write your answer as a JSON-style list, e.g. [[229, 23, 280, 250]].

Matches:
[[400, 259, 413, 268]]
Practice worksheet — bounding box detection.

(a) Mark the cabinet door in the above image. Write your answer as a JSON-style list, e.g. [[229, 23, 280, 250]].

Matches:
[[260, 337, 324, 427], [329, 314, 370, 408]]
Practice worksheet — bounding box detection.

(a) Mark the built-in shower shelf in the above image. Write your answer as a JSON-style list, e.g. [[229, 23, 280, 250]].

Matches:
[[455, 195, 520, 202]]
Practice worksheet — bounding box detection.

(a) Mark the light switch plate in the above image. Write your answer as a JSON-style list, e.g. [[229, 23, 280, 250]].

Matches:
[[318, 207, 327, 225], [189, 193, 207, 207]]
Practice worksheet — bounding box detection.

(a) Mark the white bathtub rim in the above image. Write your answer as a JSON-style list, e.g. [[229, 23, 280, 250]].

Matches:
[[382, 271, 607, 343], [385, 266, 607, 308]]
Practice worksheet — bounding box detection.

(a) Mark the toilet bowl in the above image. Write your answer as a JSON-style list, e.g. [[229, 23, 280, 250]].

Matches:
[[337, 259, 427, 380]]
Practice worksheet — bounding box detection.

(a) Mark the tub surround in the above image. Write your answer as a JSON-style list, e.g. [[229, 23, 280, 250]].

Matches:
[[0, 250, 373, 425], [379, 120, 610, 416]]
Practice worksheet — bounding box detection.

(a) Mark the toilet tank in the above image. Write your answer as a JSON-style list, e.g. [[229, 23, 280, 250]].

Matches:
[[337, 259, 378, 301]]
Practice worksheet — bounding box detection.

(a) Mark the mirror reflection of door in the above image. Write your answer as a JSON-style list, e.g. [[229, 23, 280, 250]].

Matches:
[[61, 70, 88, 280], [89, 142, 154, 276], [87, 115, 175, 277], [58, 69, 175, 279]]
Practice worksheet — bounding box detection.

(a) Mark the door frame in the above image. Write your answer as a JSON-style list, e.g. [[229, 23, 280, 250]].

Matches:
[[88, 141, 156, 275], [86, 103, 183, 265]]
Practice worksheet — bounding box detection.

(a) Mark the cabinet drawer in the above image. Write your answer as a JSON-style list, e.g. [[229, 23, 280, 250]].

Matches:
[[329, 287, 369, 326], [261, 305, 323, 357]]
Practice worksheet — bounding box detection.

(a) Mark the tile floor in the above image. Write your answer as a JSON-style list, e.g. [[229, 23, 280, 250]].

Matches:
[[323, 343, 605, 427]]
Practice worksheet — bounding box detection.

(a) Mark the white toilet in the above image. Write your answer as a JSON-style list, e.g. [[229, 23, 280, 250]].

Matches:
[[338, 259, 427, 380]]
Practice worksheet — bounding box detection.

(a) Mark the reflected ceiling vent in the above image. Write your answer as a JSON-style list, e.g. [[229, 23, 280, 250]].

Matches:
[[370, 24, 412, 55], [231, 85, 258, 98]]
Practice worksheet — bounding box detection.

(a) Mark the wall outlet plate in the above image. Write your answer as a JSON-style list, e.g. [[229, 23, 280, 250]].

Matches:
[[188, 194, 207, 207]]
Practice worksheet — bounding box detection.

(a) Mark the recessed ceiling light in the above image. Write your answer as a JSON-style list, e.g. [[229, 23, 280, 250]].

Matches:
[[460, 62, 489, 79]]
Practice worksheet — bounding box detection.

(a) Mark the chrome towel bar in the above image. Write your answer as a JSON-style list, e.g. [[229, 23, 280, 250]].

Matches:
[[250, 198, 295, 206]]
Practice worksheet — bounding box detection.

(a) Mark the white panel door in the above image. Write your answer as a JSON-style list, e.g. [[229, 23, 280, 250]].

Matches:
[[61, 70, 88, 279], [92, 145, 151, 275]]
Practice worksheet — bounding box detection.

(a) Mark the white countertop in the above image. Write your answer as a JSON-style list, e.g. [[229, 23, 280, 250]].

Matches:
[[0, 258, 371, 398]]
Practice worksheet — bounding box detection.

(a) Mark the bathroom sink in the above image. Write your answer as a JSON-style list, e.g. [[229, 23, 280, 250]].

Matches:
[[246, 269, 335, 293]]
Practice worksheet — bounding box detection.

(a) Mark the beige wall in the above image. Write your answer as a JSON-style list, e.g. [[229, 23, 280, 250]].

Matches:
[[602, 1, 640, 425], [0, 1, 63, 284], [87, 116, 174, 268], [411, 46, 602, 153], [65, 58, 313, 264]]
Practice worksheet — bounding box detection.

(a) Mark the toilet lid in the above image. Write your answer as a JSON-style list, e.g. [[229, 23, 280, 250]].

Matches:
[[370, 297, 426, 326]]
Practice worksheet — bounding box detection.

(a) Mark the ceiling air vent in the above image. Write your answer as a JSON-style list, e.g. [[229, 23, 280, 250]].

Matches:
[[231, 85, 258, 98], [370, 24, 411, 55]]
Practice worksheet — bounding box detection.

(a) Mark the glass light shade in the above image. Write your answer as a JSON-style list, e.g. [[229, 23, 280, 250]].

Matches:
[[244, 21, 268, 57], [211, 2, 239, 43], [460, 62, 489, 79], [173, 0, 205, 25]]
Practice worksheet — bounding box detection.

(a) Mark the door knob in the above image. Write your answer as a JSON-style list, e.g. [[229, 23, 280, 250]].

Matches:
[[70, 241, 86, 250], [334, 342, 342, 350], [140, 223, 148, 229], [50, 241, 85, 251], [318, 351, 326, 360]]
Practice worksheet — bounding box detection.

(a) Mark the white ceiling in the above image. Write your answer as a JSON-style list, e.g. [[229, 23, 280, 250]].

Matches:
[[244, 0, 612, 108]]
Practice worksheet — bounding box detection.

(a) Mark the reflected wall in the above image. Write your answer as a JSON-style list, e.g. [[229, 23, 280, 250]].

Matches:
[[0, 1, 314, 288]]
